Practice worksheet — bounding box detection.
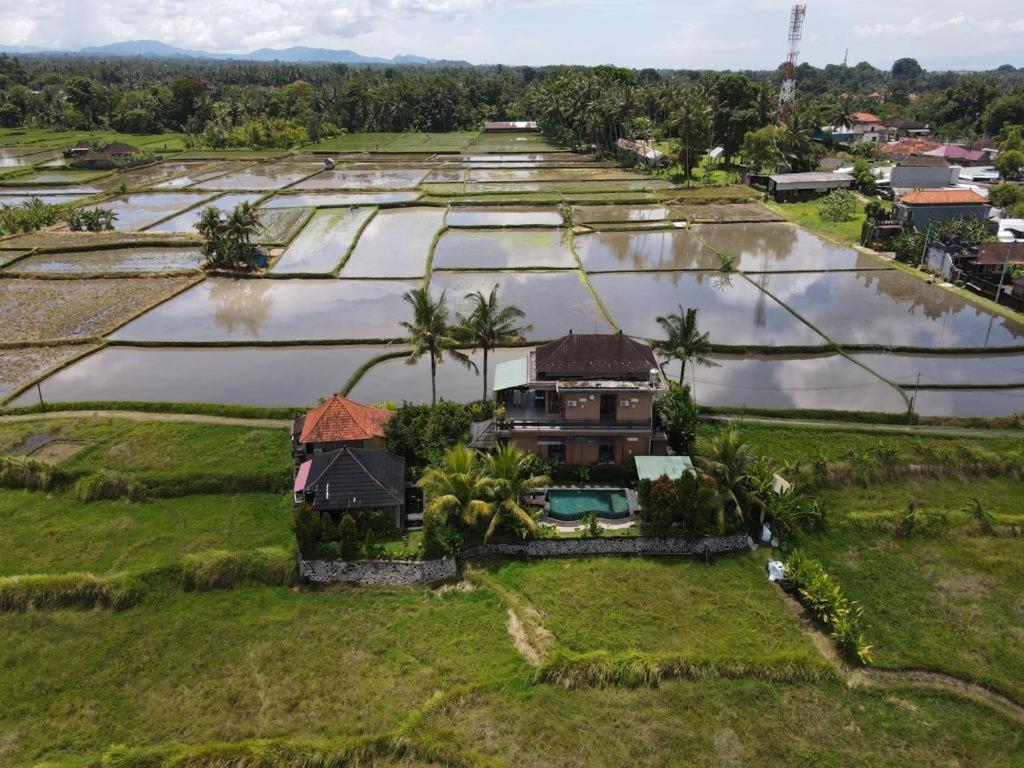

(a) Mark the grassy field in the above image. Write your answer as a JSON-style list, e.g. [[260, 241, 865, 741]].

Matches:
[[0, 489, 292, 575], [486, 554, 817, 659], [764, 195, 867, 247], [803, 530, 1024, 701], [0, 417, 291, 488]]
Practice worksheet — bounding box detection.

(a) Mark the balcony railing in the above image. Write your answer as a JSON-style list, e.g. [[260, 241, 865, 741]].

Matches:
[[498, 418, 652, 432]]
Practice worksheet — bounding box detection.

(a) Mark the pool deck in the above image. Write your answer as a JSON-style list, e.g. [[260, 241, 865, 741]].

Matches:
[[540, 515, 637, 532]]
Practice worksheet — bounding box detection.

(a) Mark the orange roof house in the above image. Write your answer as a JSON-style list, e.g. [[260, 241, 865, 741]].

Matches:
[[895, 189, 992, 230], [292, 395, 394, 456], [899, 189, 988, 205], [849, 112, 881, 123]]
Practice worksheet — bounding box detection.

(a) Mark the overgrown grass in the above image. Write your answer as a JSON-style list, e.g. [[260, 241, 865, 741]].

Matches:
[[0, 571, 144, 612], [0, 586, 523, 766], [536, 649, 834, 689], [801, 529, 1024, 702], [0, 490, 293, 575], [0, 416, 292, 494], [179, 547, 296, 590], [1, 399, 298, 420], [485, 554, 819, 660], [765, 195, 867, 247], [413, 680, 1024, 767]]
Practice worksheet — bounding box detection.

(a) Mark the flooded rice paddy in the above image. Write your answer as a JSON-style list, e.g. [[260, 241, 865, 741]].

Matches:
[[664, 353, 908, 413], [259, 192, 420, 208], [109, 278, 419, 342], [144, 193, 265, 233], [446, 206, 562, 227], [433, 229, 576, 270], [270, 207, 375, 274], [589, 271, 827, 347], [4, 140, 1023, 416], [8, 345, 392, 408], [756, 270, 1024, 348], [9, 247, 203, 274], [576, 230, 721, 271], [341, 208, 444, 278], [85, 192, 216, 231], [695, 223, 887, 271]]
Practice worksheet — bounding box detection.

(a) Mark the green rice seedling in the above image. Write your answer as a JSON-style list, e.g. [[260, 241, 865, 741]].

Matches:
[[0, 455, 71, 492]]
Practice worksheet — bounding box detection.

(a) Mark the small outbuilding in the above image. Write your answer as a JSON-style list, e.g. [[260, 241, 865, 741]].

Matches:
[[634, 455, 695, 482], [767, 172, 854, 201], [484, 121, 538, 132]]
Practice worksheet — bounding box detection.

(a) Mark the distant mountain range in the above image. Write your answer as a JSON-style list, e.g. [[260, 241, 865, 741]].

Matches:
[[0, 40, 470, 66]]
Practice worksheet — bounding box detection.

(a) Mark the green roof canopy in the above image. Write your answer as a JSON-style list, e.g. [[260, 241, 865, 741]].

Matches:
[[493, 357, 529, 392], [635, 455, 694, 482]]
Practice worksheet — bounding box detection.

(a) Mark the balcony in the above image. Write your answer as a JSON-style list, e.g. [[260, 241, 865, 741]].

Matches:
[[498, 402, 651, 433]]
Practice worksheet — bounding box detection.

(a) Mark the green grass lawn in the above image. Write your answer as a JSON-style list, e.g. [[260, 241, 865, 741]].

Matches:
[[0, 489, 292, 576], [765, 195, 867, 247], [803, 530, 1024, 702], [0, 585, 524, 767], [486, 553, 817, 660], [0, 417, 291, 488], [416, 680, 1023, 768]]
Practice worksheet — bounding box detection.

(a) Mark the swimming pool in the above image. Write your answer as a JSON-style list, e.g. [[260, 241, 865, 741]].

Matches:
[[545, 488, 631, 521]]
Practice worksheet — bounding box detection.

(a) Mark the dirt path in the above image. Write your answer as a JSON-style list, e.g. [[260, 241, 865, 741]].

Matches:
[[775, 584, 1024, 724], [464, 565, 552, 667], [705, 414, 1021, 440], [0, 409, 291, 429]]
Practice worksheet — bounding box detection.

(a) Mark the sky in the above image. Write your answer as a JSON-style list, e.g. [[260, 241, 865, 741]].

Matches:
[[2, 0, 1023, 70]]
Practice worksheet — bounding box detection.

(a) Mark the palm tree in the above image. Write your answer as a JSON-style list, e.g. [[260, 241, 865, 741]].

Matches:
[[480, 443, 547, 541], [456, 286, 531, 402], [401, 288, 476, 405], [652, 306, 716, 385], [224, 201, 261, 268], [697, 427, 755, 535], [418, 444, 491, 530]]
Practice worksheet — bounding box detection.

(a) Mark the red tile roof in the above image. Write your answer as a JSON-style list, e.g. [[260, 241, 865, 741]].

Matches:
[[975, 243, 1024, 266], [849, 112, 881, 123], [881, 138, 941, 156], [900, 189, 989, 205], [298, 396, 394, 445]]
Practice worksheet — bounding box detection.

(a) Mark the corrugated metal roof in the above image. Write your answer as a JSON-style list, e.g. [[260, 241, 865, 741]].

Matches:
[[493, 357, 529, 391], [635, 455, 694, 481]]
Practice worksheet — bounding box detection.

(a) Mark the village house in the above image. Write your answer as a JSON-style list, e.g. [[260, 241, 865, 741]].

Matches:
[[475, 332, 668, 466], [922, 144, 988, 167], [67, 142, 155, 170], [889, 155, 960, 192], [291, 395, 394, 459], [292, 446, 407, 530], [616, 138, 668, 168], [882, 117, 931, 139], [483, 121, 538, 132], [895, 189, 992, 230], [826, 112, 886, 144]]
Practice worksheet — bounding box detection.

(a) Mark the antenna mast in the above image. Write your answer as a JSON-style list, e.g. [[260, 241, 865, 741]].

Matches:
[[778, 4, 807, 126]]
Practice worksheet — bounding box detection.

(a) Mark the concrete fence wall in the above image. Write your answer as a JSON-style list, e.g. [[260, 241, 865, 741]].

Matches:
[[299, 535, 753, 586]]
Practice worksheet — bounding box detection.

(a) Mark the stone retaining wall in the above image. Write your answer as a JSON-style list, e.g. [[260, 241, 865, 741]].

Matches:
[[299, 535, 752, 585], [299, 557, 457, 586]]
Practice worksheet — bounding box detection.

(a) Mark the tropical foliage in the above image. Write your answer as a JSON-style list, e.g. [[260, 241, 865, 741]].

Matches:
[[652, 306, 715, 384], [195, 201, 262, 270], [456, 286, 530, 402], [0, 196, 61, 234], [401, 288, 476, 406]]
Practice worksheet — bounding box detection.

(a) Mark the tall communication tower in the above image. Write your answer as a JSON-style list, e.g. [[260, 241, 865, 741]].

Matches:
[[778, 4, 807, 125]]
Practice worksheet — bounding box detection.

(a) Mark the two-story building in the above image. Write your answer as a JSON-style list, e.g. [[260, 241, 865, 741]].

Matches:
[[475, 332, 667, 466], [291, 395, 393, 459]]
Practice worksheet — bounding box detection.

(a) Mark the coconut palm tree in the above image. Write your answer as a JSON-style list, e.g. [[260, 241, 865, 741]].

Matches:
[[418, 444, 491, 530], [652, 306, 716, 385], [456, 286, 531, 402], [480, 443, 547, 541], [401, 287, 476, 406], [224, 201, 261, 268], [697, 427, 756, 535], [962, 496, 996, 536]]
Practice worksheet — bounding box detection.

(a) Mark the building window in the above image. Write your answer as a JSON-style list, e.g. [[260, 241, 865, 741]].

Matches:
[[598, 442, 616, 465], [545, 442, 566, 465]]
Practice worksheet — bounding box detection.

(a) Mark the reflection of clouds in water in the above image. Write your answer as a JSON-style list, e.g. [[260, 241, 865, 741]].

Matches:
[[911, 388, 1024, 418], [669, 354, 906, 413], [758, 271, 1024, 347], [210, 279, 275, 337], [579, 231, 719, 271]]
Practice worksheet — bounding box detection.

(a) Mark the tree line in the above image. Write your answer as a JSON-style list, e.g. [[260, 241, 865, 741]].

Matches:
[[1, 54, 1022, 150]]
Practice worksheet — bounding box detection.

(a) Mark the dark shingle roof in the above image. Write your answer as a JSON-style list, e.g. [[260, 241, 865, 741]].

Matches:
[[899, 155, 949, 167], [535, 333, 657, 379], [303, 447, 405, 511]]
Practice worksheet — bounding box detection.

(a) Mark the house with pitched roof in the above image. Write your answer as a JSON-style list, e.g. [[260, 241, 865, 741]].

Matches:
[[824, 112, 886, 145], [895, 189, 992, 230], [292, 395, 395, 459], [475, 332, 667, 466], [293, 447, 406, 529]]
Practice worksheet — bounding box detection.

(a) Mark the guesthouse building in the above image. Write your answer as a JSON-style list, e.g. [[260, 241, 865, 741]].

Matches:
[[292, 395, 394, 459]]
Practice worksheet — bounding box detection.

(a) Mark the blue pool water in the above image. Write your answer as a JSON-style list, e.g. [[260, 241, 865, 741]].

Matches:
[[546, 489, 631, 521]]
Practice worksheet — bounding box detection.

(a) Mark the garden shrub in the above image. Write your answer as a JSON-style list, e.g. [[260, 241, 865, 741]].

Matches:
[[817, 190, 858, 223], [0, 572, 144, 612], [385, 400, 473, 477], [783, 550, 872, 664], [0, 196, 61, 234], [179, 548, 296, 590], [637, 472, 718, 536]]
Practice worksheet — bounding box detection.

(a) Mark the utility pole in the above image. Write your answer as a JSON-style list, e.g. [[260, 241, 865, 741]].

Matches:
[[778, 4, 807, 127]]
